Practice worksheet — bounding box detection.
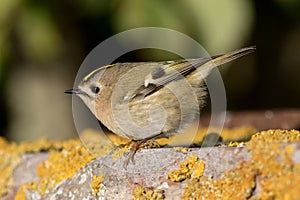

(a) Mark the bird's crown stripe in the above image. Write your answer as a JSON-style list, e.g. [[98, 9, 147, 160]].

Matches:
[[83, 64, 114, 82]]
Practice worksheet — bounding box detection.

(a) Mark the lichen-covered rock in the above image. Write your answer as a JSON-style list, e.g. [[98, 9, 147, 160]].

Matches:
[[19, 146, 250, 199], [2, 129, 300, 199]]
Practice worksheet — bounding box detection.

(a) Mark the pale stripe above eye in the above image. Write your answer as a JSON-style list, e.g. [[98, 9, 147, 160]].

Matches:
[[83, 64, 115, 82]]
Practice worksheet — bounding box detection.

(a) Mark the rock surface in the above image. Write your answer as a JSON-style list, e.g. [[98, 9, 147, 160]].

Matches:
[[15, 147, 250, 199]]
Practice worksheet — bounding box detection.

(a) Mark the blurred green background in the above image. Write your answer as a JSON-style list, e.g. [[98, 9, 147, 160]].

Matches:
[[0, 0, 299, 141]]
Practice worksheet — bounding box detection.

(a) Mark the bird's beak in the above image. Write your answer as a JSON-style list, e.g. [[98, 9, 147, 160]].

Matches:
[[64, 88, 81, 95]]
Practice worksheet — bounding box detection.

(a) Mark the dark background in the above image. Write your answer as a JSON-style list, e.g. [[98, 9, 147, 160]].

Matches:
[[0, 0, 299, 141]]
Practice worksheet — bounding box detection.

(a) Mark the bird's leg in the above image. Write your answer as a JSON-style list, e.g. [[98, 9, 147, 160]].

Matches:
[[123, 140, 144, 169], [123, 134, 165, 169]]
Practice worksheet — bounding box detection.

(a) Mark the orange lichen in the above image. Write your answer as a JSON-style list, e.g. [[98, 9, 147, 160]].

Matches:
[[91, 174, 104, 196], [167, 154, 205, 182], [182, 129, 300, 200], [132, 185, 165, 200]]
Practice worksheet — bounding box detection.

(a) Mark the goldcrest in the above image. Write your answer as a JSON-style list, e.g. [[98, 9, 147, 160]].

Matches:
[[65, 46, 255, 144]]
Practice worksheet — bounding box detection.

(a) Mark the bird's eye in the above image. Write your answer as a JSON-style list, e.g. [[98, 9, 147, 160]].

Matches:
[[91, 86, 100, 94]]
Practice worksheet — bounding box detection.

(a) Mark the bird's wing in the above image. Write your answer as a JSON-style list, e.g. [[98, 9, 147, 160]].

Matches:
[[128, 46, 256, 102]]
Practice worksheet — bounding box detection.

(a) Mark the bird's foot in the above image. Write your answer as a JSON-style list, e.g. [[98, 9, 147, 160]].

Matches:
[[122, 139, 161, 169], [123, 140, 143, 169], [139, 139, 161, 149]]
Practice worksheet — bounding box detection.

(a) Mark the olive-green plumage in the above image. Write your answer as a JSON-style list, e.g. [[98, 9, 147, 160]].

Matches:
[[65, 46, 255, 141]]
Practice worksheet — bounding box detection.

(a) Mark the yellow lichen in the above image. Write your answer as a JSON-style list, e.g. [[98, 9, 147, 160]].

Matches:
[[191, 126, 256, 146], [183, 161, 257, 199], [0, 137, 20, 197], [246, 129, 300, 199], [0, 137, 71, 199], [15, 183, 38, 200], [91, 174, 104, 196], [167, 154, 205, 182], [11, 130, 119, 199], [218, 126, 257, 142], [18, 139, 64, 153], [106, 126, 256, 148], [132, 185, 165, 200], [226, 141, 246, 147], [15, 139, 95, 198], [81, 129, 114, 157], [3, 128, 300, 199], [182, 129, 300, 200], [173, 147, 191, 153]]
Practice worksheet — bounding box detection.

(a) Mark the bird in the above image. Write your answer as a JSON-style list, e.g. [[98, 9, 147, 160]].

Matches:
[[65, 46, 256, 167]]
